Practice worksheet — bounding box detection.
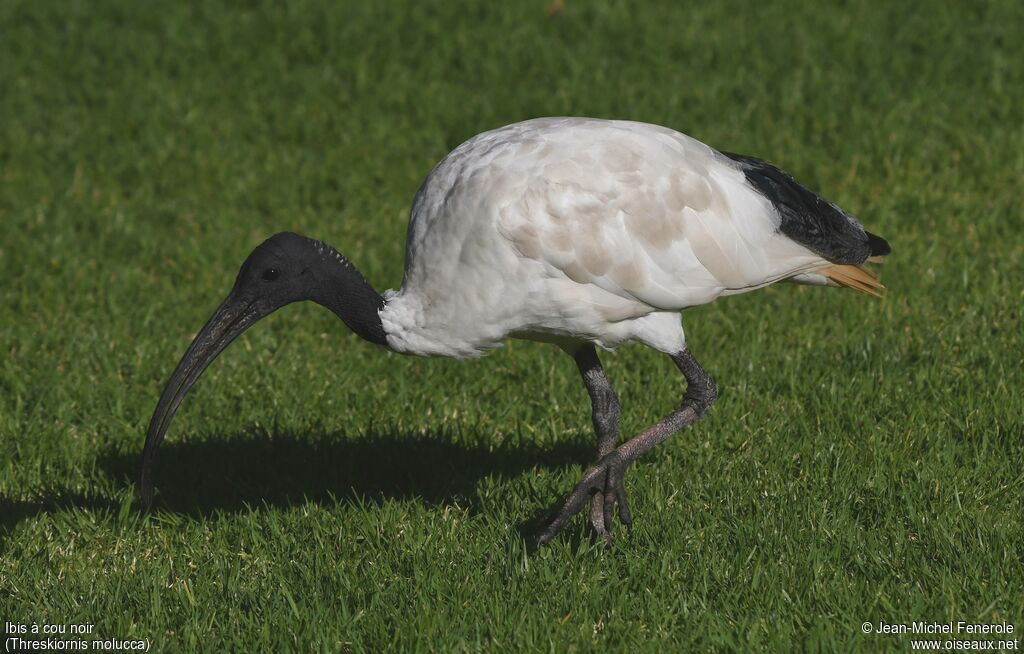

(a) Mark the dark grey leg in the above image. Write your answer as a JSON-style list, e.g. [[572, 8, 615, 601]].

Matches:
[[572, 345, 622, 541], [538, 348, 717, 546]]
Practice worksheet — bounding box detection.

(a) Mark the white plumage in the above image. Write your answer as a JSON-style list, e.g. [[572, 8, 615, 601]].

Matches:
[[380, 117, 840, 358]]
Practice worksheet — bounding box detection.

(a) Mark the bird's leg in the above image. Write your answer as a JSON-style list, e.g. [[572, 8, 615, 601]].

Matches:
[[572, 345, 622, 543], [539, 348, 717, 546]]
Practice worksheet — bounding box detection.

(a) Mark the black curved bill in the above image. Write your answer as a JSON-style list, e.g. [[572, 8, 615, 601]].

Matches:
[[139, 292, 263, 506]]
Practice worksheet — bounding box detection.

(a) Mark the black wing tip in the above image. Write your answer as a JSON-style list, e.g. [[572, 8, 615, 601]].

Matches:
[[725, 149, 893, 262], [866, 231, 891, 257], [721, 151, 769, 168]]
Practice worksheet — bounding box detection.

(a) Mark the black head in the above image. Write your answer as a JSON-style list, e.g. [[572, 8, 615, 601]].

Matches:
[[230, 231, 324, 311], [139, 232, 385, 506]]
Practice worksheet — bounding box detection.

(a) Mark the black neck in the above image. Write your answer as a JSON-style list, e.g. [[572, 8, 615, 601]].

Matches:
[[307, 241, 389, 347]]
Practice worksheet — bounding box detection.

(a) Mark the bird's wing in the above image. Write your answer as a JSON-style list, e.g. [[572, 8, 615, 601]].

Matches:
[[495, 121, 827, 311]]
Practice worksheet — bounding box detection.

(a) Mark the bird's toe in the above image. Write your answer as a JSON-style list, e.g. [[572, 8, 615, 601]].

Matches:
[[588, 495, 609, 539], [537, 450, 633, 547]]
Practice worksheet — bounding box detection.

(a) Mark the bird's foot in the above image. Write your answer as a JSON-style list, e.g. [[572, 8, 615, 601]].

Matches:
[[537, 450, 632, 547]]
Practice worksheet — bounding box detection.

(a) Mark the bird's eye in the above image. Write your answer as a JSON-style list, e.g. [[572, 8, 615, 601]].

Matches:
[[261, 268, 280, 282]]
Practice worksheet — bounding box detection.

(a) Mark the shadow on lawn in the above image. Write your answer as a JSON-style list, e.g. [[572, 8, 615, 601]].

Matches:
[[0, 427, 590, 539]]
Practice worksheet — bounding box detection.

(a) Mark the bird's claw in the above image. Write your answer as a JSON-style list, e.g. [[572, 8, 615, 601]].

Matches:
[[537, 451, 632, 547]]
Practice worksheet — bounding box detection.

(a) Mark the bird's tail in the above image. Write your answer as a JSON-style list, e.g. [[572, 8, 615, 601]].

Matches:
[[820, 263, 885, 297]]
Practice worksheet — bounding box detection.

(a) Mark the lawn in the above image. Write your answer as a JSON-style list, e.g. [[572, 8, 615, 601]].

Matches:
[[1, 0, 1022, 651]]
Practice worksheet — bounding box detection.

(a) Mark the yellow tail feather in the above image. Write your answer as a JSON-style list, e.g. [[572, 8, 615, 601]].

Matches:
[[821, 264, 885, 298]]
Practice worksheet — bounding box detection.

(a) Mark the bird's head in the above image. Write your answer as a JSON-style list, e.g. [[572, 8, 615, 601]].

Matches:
[[139, 232, 386, 506], [230, 231, 322, 312]]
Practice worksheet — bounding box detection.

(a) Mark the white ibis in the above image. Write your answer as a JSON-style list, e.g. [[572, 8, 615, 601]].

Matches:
[[140, 117, 890, 545]]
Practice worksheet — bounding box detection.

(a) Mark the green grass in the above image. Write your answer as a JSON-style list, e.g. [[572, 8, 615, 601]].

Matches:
[[2, 0, 1022, 651]]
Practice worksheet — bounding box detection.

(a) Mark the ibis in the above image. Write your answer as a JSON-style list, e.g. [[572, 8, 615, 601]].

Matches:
[[140, 117, 890, 545]]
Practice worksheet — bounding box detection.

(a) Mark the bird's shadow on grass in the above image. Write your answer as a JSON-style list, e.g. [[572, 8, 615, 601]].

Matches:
[[0, 426, 590, 542]]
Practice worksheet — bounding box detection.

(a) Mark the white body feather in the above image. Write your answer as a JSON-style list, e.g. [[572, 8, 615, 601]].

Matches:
[[379, 118, 832, 358]]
